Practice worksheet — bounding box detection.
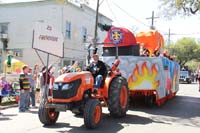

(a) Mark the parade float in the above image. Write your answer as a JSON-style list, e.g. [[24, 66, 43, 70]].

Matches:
[[102, 27, 180, 106]]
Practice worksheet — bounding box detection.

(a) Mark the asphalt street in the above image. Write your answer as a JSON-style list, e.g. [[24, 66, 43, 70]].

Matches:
[[0, 83, 200, 133]]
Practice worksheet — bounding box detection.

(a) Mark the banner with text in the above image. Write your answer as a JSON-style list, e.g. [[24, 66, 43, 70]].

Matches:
[[33, 22, 64, 57]]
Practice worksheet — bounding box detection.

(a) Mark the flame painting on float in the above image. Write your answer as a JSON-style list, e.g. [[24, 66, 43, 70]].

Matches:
[[128, 61, 160, 91], [102, 26, 180, 106], [103, 56, 179, 100]]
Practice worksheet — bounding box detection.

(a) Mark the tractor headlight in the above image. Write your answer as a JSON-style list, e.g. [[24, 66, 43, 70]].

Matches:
[[53, 83, 59, 90], [62, 83, 73, 90]]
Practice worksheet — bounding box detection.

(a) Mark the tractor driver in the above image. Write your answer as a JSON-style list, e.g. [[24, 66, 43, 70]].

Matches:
[[86, 54, 107, 91]]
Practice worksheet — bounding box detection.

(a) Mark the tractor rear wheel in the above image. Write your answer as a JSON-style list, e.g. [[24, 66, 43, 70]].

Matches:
[[108, 77, 129, 118], [84, 99, 102, 129], [38, 101, 59, 125]]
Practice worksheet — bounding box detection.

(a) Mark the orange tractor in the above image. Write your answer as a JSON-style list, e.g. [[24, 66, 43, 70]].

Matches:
[[38, 59, 129, 129]]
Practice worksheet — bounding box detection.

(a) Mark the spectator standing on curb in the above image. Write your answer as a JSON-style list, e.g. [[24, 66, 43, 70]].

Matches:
[[68, 61, 82, 72], [198, 72, 200, 92], [42, 66, 50, 97], [0, 75, 3, 115], [0, 76, 9, 96], [39, 66, 46, 99], [28, 67, 36, 108], [195, 73, 198, 83], [33, 65, 40, 103], [45, 65, 55, 96], [19, 65, 30, 112]]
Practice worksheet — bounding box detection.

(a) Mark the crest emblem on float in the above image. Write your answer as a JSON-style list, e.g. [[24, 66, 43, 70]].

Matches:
[[110, 29, 123, 44]]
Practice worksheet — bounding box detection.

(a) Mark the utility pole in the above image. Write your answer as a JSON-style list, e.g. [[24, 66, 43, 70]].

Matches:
[[168, 28, 171, 45], [86, 0, 100, 64], [93, 0, 100, 54], [146, 11, 159, 30]]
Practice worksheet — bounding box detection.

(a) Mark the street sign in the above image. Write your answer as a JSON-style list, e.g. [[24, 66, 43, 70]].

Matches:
[[32, 22, 64, 57]]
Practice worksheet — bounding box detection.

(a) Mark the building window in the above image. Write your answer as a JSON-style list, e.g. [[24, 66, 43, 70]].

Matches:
[[13, 49, 23, 57], [66, 21, 71, 39], [82, 27, 87, 42], [0, 23, 8, 34], [63, 59, 71, 66]]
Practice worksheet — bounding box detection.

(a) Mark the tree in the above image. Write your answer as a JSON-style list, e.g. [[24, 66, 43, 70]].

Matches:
[[167, 37, 200, 67], [185, 60, 200, 71], [159, 0, 200, 17]]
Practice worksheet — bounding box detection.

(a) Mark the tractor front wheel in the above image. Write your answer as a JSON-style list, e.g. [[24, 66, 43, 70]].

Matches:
[[108, 77, 129, 118], [84, 99, 102, 129], [38, 101, 59, 125]]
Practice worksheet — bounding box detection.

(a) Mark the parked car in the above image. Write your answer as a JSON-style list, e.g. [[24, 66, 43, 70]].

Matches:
[[179, 70, 192, 84]]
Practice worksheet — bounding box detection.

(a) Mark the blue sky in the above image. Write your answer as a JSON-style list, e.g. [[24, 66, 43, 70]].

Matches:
[[1, 0, 200, 42]]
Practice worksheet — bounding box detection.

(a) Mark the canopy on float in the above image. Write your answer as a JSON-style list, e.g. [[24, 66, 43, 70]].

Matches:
[[136, 30, 164, 55]]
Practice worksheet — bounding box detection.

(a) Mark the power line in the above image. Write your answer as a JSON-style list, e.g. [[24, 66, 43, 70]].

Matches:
[[109, 1, 169, 34], [98, 0, 200, 38], [163, 32, 200, 36], [105, 0, 121, 26], [110, 0, 149, 27], [99, 0, 105, 5]]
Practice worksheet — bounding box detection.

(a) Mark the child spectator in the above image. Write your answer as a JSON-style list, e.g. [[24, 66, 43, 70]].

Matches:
[[19, 65, 30, 112], [28, 67, 36, 108]]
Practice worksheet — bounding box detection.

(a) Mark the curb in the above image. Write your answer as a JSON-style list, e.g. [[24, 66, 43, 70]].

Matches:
[[0, 104, 18, 110]]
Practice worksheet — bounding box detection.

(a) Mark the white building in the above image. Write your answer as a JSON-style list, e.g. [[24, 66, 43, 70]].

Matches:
[[0, 0, 112, 71]]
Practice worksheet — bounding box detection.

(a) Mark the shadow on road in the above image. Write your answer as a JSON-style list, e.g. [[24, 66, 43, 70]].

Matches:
[[130, 95, 200, 127], [0, 117, 11, 121], [29, 110, 38, 114], [132, 95, 200, 118], [43, 113, 168, 133], [39, 94, 200, 132], [0, 113, 17, 121]]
